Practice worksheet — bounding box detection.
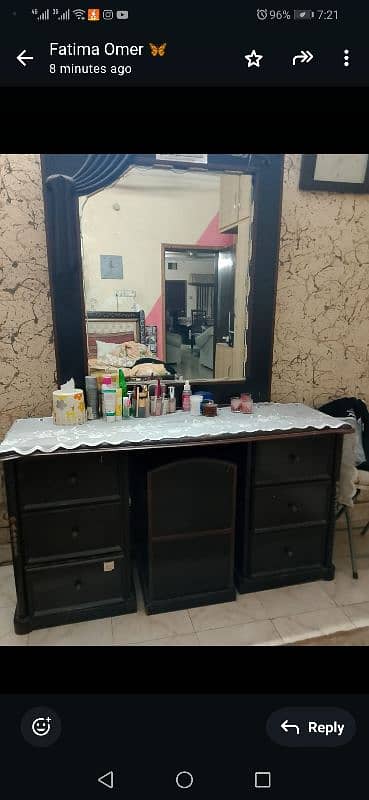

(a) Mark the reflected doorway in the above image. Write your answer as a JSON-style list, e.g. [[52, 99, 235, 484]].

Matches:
[[163, 245, 232, 380]]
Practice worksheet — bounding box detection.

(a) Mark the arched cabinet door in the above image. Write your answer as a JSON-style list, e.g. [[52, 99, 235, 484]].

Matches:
[[143, 457, 237, 613]]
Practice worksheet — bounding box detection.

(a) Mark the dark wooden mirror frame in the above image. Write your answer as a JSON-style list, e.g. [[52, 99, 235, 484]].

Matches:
[[40, 154, 284, 402]]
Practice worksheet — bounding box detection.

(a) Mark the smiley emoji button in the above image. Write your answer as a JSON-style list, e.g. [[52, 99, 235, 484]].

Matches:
[[21, 707, 61, 747]]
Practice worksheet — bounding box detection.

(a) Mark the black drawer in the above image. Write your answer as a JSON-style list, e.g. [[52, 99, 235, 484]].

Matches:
[[17, 453, 121, 508], [253, 482, 330, 530], [249, 526, 326, 575], [26, 554, 129, 614], [22, 502, 124, 563], [254, 436, 334, 484]]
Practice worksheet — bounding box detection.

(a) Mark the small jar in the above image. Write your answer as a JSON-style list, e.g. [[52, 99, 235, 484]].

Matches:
[[241, 393, 253, 413], [231, 396, 241, 412], [203, 401, 218, 417]]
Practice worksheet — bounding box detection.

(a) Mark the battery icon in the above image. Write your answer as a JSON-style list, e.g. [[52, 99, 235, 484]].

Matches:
[[294, 9, 313, 19]]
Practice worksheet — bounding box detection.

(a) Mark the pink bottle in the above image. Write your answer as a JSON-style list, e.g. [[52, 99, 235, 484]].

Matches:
[[182, 380, 192, 412]]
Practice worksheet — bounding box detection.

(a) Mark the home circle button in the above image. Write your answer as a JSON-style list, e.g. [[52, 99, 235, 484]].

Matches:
[[176, 771, 194, 789]]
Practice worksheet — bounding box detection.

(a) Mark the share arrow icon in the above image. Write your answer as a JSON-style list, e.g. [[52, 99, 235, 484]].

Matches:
[[292, 49, 314, 65]]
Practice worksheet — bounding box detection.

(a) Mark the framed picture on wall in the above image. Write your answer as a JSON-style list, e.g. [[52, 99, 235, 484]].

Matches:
[[300, 154, 369, 193], [100, 255, 123, 279]]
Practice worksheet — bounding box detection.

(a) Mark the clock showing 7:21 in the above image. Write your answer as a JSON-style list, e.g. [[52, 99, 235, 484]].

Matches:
[[255, 9, 340, 21]]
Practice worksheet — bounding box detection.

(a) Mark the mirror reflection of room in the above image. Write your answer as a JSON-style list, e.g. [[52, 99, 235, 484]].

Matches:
[[79, 167, 253, 382]]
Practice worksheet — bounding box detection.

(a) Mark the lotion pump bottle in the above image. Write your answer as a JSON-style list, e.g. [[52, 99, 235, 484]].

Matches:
[[182, 380, 192, 412]]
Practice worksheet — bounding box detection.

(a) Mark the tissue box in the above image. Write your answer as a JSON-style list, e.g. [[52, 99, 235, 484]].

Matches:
[[52, 388, 86, 425]]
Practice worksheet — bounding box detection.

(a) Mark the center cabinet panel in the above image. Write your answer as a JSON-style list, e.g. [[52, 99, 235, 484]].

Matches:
[[131, 445, 241, 613], [149, 459, 236, 538]]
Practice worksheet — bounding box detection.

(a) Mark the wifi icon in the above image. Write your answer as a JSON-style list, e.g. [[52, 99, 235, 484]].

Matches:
[[73, 8, 86, 18]]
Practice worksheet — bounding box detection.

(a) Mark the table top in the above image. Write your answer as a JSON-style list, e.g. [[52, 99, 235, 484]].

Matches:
[[0, 403, 351, 458]]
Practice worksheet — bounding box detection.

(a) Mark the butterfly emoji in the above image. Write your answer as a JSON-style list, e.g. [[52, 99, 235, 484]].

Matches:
[[149, 42, 167, 57]]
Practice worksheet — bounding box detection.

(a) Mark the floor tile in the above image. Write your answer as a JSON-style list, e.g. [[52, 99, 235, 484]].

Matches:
[[126, 634, 200, 646], [189, 595, 268, 632], [273, 607, 354, 643], [341, 601, 369, 628], [112, 609, 194, 645], [196, 620, 282, 646], [29, 617, 113, 646], [257, 582, 336, 618], [0, 565, 16, 608], [320, 563, 369, 606], [0, 607, 28, 645]]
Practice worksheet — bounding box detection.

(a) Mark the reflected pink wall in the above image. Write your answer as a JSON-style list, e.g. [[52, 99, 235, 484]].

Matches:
[[146, 296, 163, 360]]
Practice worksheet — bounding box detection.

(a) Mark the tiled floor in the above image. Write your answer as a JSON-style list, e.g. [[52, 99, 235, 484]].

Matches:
[[2, 529, 369, 646]]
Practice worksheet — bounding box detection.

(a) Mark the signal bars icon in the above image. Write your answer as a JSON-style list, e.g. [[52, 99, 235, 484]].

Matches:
[[32, 7, 86, 20], [53, 8, 71, 19], [32, 8, 50, 19]]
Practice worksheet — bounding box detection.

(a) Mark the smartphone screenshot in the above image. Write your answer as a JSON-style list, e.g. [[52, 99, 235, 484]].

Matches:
[[0, 694, 364, 798], [0, 3, 366, 86]]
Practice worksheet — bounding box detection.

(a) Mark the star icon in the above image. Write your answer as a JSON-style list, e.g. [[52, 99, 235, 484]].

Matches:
[[244, 49, 263, 67]]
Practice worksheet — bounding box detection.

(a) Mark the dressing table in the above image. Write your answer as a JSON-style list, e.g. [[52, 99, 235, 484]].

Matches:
[[0, 153, 351, 634], [0, 405, 350, 632]]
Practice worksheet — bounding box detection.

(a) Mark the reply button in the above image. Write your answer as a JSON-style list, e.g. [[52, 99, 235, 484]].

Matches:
[[266, 708, 356, 747]]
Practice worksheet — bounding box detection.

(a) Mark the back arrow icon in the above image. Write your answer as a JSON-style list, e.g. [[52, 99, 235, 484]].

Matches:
[[292, 50, 313, 65], [281, 719, 300, 734], [17, 50, 34, 67], [98, 771, 114, 789]]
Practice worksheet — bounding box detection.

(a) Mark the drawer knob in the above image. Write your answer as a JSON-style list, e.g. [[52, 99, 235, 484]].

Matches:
[[288, 453, 300, 464], [68, 474, 78, 487], [74, 580, 82, 591], [288, 503, 299, 513], [71, 528, 79, 539], [284, 548, 294, 558]]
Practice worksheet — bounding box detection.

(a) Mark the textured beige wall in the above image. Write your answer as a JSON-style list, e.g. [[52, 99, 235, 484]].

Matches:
[[2, 153, 369, 556], [272, 154, 369, 406], [0, 154, 56, 553]]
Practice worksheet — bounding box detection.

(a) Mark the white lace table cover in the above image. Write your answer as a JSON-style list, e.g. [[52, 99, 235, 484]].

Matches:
[[0, 403, 349, 457]]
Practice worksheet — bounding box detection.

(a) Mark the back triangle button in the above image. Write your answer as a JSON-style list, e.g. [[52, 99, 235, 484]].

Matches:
[[98, 771, 114, 789]]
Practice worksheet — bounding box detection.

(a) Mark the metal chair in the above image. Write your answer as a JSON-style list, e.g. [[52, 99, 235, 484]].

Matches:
[[335, 416, 369, 579]]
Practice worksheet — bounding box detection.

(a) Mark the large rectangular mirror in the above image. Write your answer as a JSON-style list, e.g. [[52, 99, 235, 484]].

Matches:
[[79, 166, 253, 382], [41, 154, 284, 400]]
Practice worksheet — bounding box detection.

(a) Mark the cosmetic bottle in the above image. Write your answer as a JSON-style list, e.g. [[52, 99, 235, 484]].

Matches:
[[127, 390, 133, 416], [119, 368, 128, 397], [138, 386, 148, 418], [115, 386, 123, 420], [85, 376, 99, 420], [123, 395, 130, 419], [154, 378, 162, 416], [103, 386, 117, 423], [168, 386, 176, 413], [101, 375, 113, 419], [182, 380, 192, 412]]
